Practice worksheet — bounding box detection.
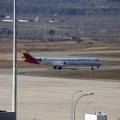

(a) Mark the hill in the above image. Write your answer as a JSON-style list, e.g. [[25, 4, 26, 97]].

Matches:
[[0, 0, 120, 45], [0, 0, 120, 15]]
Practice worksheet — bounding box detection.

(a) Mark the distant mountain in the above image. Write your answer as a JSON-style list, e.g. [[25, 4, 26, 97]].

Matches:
[[0, 0, 120, 15]]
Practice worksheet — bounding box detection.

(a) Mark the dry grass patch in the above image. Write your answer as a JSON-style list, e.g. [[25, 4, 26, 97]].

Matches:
[[103, 61, 120, 66], [0, 59, 49, 68], [19, 69, 120, 80], [97, 53, 120, 58], [0, 38, 120, 53]]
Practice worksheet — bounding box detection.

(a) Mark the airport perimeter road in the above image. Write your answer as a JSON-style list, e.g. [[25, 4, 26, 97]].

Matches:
[[0, 74, 120, 120]]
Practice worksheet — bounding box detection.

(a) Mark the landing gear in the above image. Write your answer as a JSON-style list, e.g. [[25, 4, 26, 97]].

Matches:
[[91, 65, 94, 70], [53, 66, 57, 69], [97, 65, 99, 68], [53, 66, 62, 70], [58, 66, 62, 69]]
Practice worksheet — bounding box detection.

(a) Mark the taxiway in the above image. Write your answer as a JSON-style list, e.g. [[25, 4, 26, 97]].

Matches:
[[0, 50, 120, 120]]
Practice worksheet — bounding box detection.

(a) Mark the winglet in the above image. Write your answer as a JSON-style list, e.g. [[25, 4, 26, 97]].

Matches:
[[23, 52, 40, 65]]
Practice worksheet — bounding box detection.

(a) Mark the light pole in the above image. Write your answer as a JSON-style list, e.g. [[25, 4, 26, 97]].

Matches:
[[73, 92, 94, 120], [71, 90, 82, 120], [13, 0, 17, 120]]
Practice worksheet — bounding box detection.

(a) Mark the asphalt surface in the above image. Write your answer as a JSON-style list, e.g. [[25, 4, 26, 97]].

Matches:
[[0, 50, 120, 120], [0, 73, 120, 120]]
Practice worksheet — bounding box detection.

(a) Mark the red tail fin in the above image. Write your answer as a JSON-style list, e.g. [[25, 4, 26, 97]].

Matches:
[[23, 52, 40, 65]]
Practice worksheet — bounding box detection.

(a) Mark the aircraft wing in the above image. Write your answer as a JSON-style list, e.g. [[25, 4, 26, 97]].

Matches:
[[50, 61, 65, 67]]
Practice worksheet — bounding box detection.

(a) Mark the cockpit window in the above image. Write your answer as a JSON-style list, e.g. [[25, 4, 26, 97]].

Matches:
[[96, 59, 99, 61]]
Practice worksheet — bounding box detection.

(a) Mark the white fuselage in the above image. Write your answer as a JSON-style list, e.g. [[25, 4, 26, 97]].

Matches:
[[23, 52, 102, 70], [35, 57, 102, 67]]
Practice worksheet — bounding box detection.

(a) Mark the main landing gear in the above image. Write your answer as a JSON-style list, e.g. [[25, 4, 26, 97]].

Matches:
[[91, 65, 100, 70], [53, 66, 57, 69], [53, 66, 62, 70], [91, 65, 94, 70]]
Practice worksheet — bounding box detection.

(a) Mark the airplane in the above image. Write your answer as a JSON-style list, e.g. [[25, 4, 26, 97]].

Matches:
[[22, 51, 102, 70]]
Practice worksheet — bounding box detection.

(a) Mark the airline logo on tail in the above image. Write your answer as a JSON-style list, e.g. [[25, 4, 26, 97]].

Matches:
[[23, 52, 40, 65]]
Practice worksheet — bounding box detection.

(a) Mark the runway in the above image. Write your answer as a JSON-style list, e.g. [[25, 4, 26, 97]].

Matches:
[[0, 50, 120, 120], [0, 72, 120, 120]]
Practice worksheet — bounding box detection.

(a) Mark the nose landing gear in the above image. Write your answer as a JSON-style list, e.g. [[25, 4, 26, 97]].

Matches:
[[97, 65, 99, 68], [91, 65, 94, 70]]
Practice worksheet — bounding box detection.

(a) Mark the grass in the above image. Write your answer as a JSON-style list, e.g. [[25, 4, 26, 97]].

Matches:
[[19, 69, 120, 80], [103, 61, 120, 66], [0, 59, 45, 68], [0, 38, 120, 53], [96, 53, 120, 58]]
